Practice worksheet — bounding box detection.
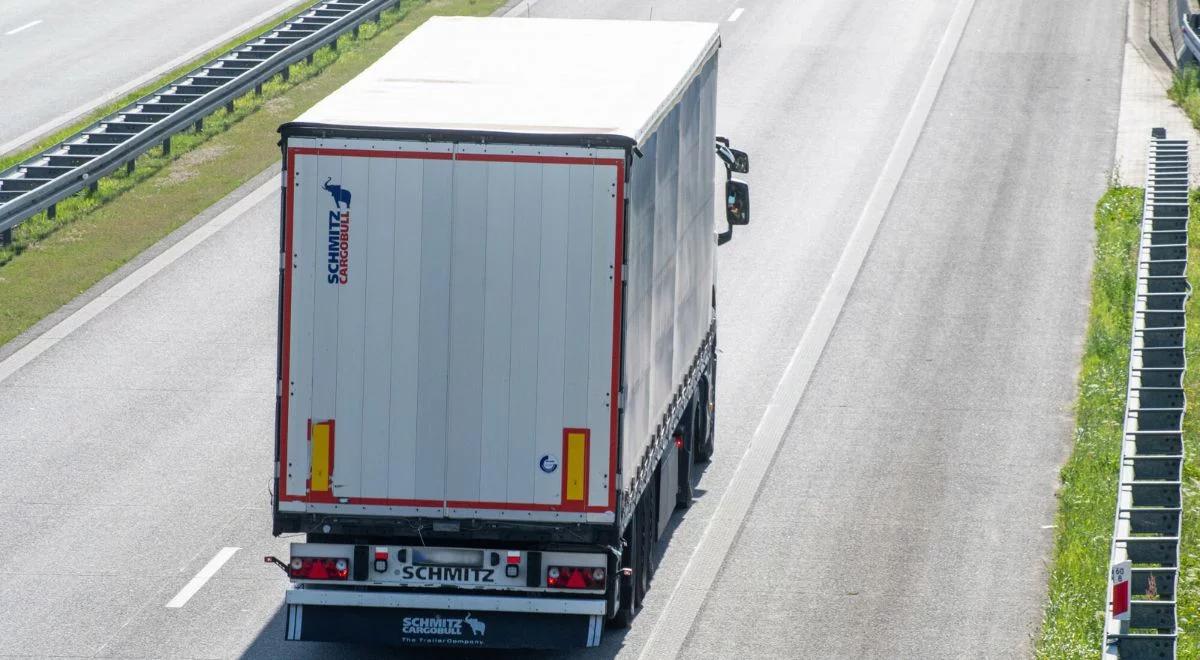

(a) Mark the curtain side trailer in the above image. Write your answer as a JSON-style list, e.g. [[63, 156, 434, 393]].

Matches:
[[267, 16, 751, 650]]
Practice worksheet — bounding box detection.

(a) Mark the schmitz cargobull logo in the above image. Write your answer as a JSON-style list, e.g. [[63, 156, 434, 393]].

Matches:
[[323, 177, 352, 285], [401, 612, 488, 646]]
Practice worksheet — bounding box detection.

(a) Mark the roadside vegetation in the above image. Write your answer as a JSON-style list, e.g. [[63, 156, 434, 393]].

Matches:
[[1036, 183, 1200, 656], [0, 0, 502, 347], [1177, 189, 1200, 657], [1164, 66, 1200, 657], [1170, 65, 1200, 131], [1035, 187, 1143, 657]]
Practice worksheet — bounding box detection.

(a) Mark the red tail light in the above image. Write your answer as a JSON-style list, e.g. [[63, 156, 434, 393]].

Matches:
[[289, 557, 349, 580], [547, 565, 606, 589]]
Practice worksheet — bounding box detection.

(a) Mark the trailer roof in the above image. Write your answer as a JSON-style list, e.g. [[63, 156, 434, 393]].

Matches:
[[286, 16, 720, 147]]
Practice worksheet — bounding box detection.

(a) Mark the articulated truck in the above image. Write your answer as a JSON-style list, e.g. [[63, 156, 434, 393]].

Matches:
[[266, 16, 751, 649]]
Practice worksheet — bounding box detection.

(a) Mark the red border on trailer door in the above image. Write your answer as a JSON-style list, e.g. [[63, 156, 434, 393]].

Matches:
[[277, 146, 624, 515]]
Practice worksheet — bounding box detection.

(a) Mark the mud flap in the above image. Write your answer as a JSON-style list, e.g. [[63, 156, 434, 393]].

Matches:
[[286, 604, 603, 649]]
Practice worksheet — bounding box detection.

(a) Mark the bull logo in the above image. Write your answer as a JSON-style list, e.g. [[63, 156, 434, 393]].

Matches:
[[323, 177, 352, 209], [463, 613, 486, 637]]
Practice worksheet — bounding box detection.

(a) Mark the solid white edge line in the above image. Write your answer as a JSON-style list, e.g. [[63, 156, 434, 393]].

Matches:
[[503, 0, 541, 17], [636, 0, 979, 657], [0, 178, 277, 385], [165, 547, 241, 608], [4, 20, 42, 36], [0, 0, 305, 156], [728, 8, 745, 22]]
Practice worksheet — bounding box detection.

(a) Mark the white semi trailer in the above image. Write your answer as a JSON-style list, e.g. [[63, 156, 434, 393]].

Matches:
[[266, 16, 750, 649]]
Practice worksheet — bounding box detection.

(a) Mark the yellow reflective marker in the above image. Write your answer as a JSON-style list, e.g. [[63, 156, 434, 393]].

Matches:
[[566, 430, 587, 502], [311, 420, 332, 492]]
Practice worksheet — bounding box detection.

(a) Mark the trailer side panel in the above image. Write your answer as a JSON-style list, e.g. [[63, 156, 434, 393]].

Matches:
[[621, 53, 719, 495]]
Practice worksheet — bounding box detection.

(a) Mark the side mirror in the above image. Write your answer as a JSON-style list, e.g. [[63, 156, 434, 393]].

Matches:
[[726, 179, 750, 226]]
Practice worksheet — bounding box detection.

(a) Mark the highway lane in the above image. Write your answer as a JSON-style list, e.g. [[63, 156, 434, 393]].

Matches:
[[0, 0, 307, 152], [0, 0, 1124, 658]]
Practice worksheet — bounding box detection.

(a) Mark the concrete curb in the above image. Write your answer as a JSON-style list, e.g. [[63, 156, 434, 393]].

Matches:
[[1149, 0, 1179, 71]]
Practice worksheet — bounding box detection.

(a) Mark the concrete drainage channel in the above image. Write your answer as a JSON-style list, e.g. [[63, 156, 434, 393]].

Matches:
[[0, 0, 397, 246], [1104, 129, 1190, 659]]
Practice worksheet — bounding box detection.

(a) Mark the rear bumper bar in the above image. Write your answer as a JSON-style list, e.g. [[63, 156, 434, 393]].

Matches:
[[284, 587, 606, 615]]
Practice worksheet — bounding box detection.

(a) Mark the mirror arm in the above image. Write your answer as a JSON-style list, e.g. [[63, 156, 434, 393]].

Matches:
[[717, 226, 733, 245]]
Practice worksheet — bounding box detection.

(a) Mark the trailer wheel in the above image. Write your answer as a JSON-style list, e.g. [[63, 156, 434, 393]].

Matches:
[[693, 372, 714, 462], [611, 513, 639, 628], [677, 402, 695, 508], [644, 467, 659, 586]]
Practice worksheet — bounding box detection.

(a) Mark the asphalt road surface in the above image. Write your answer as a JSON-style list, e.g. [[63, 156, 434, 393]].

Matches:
[[0, 0, 306, 152], [0, 0, 1125, 657]]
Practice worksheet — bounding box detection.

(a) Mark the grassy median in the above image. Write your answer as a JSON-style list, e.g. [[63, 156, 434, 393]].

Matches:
[[0, 0, 504, 347], [1035, 187, 1143, 658]]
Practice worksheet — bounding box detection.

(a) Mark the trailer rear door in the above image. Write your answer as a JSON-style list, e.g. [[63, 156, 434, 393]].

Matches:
[[277, 139, 623, 524]]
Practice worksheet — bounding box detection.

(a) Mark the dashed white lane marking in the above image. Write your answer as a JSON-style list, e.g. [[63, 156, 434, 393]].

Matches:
[[5, 20, 42, 36], [728, 7, 745, 22], [0, 178, 276, 386], [166, 547, 240, 608], [637, 0, 980, 657]]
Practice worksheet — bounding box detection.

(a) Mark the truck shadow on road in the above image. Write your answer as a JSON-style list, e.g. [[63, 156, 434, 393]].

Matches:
[[239, 463, 712, 659]]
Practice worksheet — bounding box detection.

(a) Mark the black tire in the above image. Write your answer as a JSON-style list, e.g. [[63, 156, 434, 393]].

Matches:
[[693, 373, 714, 462], [611, 508, 639, 628], [677, 402, 695, 508], [638, 477, 655, 594]]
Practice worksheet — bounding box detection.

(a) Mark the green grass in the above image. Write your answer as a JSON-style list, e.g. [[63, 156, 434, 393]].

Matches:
[[0, 0, 321, 171], [1035, 187, 1144, 658], [1177, 190, 1200, 657], [0, 0, 503, 346], [1170, 66, 1200, 132]]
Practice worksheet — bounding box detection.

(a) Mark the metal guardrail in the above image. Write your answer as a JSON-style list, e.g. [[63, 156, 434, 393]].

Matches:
[[1181, 4, 1200, 63], [0, 0, 398, 245], [1103, 129, 1189, 660]]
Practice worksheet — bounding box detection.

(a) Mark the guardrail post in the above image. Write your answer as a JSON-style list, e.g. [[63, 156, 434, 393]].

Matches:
[[194, 118, 203, 133], [0, 228, 11, 247], [126, 160, 135, 176], [162, 137, 171, 156], [282, 66, 290, 83], [331, 37, 339, 52], [306, 53, 314, 66], [255, 83, 263, 96], [226, 101, 235, 115], [46, 204, 56, 220], [88, 181, 98, 195]]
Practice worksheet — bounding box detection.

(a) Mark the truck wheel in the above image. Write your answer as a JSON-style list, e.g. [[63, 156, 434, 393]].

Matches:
[[611, 514, 639, 628], [677, 403, 695, 508], [693, 374, 714, 462], [643, 468, 659, 586]]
